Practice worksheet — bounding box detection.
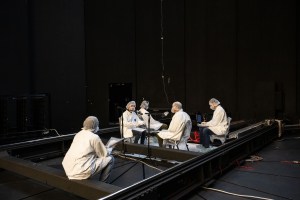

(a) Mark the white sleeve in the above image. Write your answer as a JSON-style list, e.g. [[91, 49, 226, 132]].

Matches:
[[206, 107, 226, 127], [92, 136, 108, 157], [122, 112, 135, 128]]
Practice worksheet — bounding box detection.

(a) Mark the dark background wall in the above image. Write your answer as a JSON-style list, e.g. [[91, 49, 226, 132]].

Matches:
[[0, 0, 86, 133], [0, 0, 299, 133]]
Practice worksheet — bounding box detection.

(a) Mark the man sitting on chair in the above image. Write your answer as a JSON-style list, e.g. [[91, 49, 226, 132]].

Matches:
[[156, 101, 191, 147], [139, 100, 168, 131], [121, 101, 146, 144], [198, 98, 229, 150]]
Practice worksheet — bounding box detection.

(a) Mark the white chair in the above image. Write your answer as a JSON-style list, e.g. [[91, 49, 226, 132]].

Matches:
[[210, 117, 232, 144], [164, 120, 192, 151]]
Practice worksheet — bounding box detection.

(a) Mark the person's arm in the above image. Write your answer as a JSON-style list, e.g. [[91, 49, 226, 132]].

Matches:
[[92, 135, 109, 157], [123, 112, 136, 128], [205, 107, 225, 127]]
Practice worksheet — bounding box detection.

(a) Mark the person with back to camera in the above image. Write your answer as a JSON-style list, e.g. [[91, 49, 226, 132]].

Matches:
[[121, 101, 146, 144], [62, 116, 114, 183], [138, 100, 168, 131], [156, 101, 191, 147], [198, 98, 229, 151]]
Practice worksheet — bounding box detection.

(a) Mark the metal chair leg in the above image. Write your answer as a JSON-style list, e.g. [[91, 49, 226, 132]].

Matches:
[[186, 144, 189, 151]]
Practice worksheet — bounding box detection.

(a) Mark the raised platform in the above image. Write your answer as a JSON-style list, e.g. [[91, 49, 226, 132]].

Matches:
[[1, 120, 299, 199]]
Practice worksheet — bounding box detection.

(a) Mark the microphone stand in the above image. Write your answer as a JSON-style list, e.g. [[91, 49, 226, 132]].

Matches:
[[117, 106, 126, 154], [121, 112, 125, 154], [146, 112, 152, 159]]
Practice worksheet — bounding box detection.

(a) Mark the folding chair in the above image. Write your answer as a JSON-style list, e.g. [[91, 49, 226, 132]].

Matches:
[[164, 120, 192, 151]]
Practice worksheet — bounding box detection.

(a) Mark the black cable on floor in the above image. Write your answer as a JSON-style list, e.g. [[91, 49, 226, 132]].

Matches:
[[113, 160, 137, 169], [109, 161, 139, 184]]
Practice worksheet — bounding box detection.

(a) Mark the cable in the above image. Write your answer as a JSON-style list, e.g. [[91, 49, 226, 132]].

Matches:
[[113, 161, 137, 169], [281, 160, 300, 164], [160, 0, 170, 105], [245, 155, 263, 162], [276, 137, 300, 141], [160, 0, 164, 73], [236, 168, 300, 179], [202, 186, 274, 200], [114, 153, 163, 172], [219, 179, 294, 200], [48, 129, 60, 136], [109, 160, 139, 184]]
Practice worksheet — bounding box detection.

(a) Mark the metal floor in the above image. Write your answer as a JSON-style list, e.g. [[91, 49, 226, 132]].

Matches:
[[1, 132, 300, 200], [186, 131, 300, 200]]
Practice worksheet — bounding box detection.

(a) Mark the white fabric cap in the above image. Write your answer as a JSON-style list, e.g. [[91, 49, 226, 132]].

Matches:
[[209, 98, 221, 105], [83, 116, 99, 132], [140, 100, 149, 109], [126, 101, 136, 109]]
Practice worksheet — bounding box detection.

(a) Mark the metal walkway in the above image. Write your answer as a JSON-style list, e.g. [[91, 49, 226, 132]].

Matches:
[[1, 120, 297, 200]]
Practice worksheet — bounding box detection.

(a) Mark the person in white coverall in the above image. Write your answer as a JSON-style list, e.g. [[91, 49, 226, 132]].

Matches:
[[121, 101, 146, 144], [138, 100, 168, 131], [198, 98, 228, 148], [62, 116, 114, 183], [157, 101, 191, 147]]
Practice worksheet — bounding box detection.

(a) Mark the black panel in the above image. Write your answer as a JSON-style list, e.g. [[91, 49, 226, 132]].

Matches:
[[1, 0, 300, 131], [29, 0, 86, 132], [108, 83, 132, 124]]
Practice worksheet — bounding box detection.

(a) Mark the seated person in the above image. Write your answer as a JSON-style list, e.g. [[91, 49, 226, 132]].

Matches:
[[198, 98, 229, 149], [156, 101, 191, 147], [62, 116, 114, 183], [121, 101, 146, 144], [138, 100, 168, 131]]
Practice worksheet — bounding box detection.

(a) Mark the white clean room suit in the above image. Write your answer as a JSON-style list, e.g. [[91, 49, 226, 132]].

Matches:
[[157, 109, 191, 141], [205, 105, 228, 135], [121, 110, 145, 138], [62, 129, 111, 180]]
